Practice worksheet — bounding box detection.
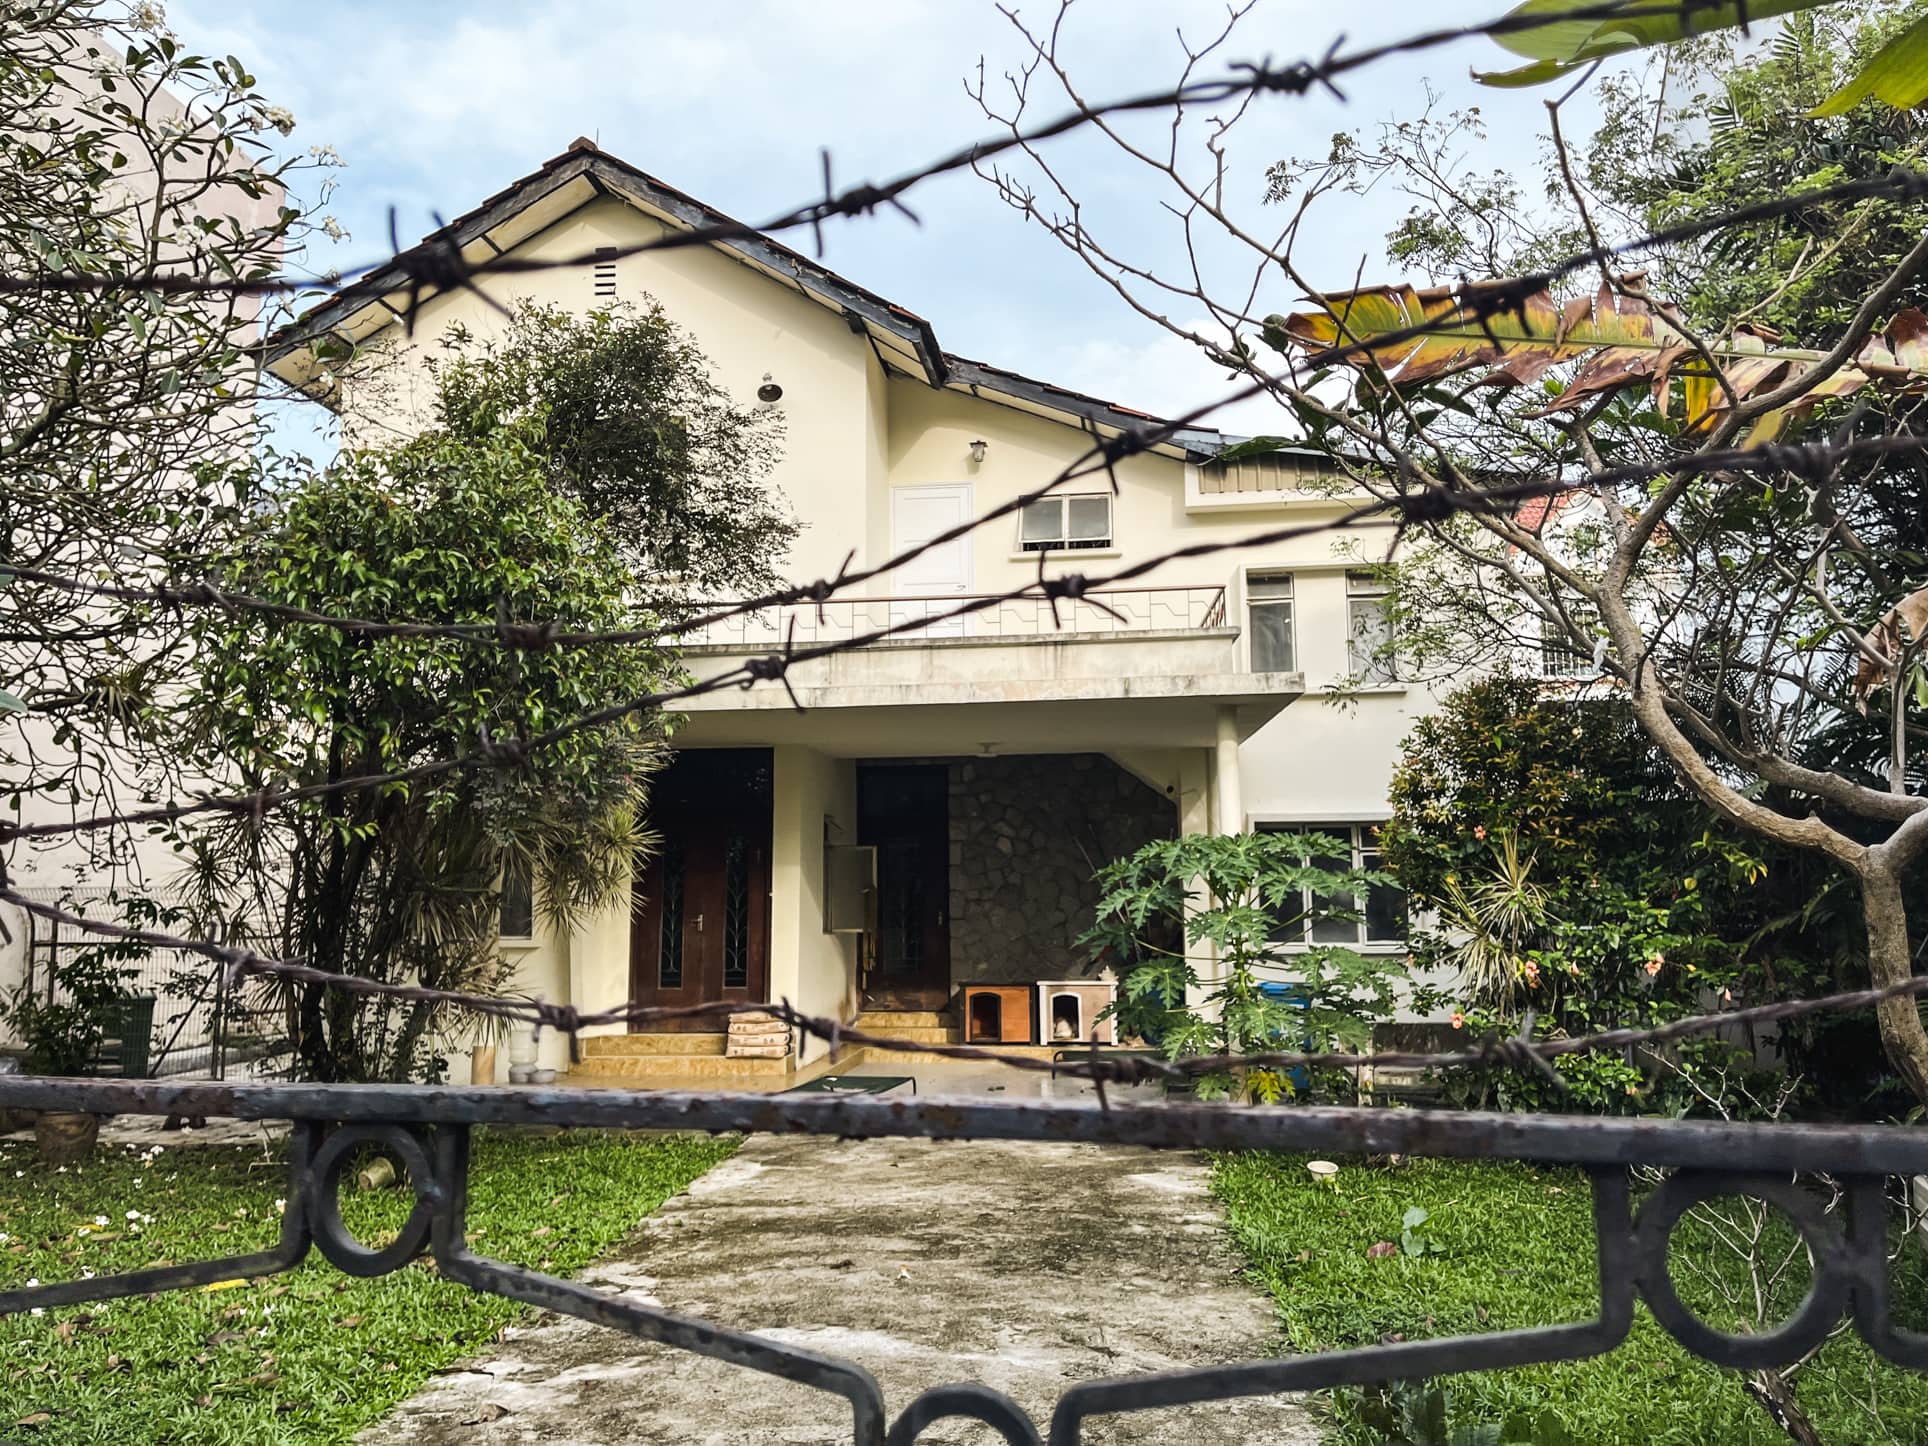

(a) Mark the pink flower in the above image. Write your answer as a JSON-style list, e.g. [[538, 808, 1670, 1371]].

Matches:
[[1644, 958, 1662, 977], [1522, 962, 1540, 986], [1473, 825, 1488, 841], [1450, 1011, 1465, 1030]]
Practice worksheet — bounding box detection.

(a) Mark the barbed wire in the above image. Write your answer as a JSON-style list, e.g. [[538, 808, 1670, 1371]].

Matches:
[[13, 430, 1927, 658], [10, 418, 1926, 852], [9, 884, 1928, 1097], [9, 0, 1928, 1107], [0, 1, 1810, 327]]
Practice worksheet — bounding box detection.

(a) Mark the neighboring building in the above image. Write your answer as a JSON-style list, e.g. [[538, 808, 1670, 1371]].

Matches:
[[0, 34, 286, 1064], [266, 139, 1440, 1082]]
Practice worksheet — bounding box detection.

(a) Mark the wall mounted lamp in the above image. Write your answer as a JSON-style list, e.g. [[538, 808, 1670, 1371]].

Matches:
[[969, 439, 988, 464]]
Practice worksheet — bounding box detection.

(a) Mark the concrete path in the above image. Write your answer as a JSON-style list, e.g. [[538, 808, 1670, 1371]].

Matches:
[[362, 1130, 1318, 1445]]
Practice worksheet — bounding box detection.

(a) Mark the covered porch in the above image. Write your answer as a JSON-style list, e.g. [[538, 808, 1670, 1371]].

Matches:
[[562, 593, 1300, 1082]]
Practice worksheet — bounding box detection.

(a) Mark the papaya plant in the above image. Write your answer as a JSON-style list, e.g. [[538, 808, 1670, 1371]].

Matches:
[[1081, 831, 1441, 1102]]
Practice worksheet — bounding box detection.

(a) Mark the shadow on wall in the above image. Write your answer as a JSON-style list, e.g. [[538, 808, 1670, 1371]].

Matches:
[[947, 754, 1174, 985]]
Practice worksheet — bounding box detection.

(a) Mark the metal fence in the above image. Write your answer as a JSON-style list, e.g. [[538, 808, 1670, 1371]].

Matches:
[[9, 887, 282, 1080], [679, 585, 1230, 649], [3, 1076, 1926, 1444]]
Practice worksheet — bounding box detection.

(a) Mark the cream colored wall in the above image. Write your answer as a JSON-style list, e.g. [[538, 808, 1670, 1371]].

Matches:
[[319, 188, 1442, 1043], [878, 380, 1435, 827], [332, 195, 1428, 839], [339, 197, 879, 590], [770, 746, 859, 1064]]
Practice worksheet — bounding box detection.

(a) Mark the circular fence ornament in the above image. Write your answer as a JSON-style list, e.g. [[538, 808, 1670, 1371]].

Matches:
[[884, 1383, 1043, 1446], [1633, 1170, 1851, 1370], [306, 1123, 440, 1277]]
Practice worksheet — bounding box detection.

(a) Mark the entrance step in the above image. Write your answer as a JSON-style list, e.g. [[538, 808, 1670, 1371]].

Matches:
[[581, 1033, 727, 1058], [569, 1052, 793, 1080], [839, 1044, 1067, 1066], [854, 1011, 959, 1046], [855, 1010, 948, 1030]]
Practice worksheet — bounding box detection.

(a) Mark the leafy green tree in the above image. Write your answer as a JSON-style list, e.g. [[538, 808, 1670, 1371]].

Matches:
[[1586, 1, 1928, 341], [429, 301, 797, 599], [173, 426, 674, 1082], [1081, 832, 1438, 1102], [1382, 676, 1894, 1111], [1, 3, 321, 883]]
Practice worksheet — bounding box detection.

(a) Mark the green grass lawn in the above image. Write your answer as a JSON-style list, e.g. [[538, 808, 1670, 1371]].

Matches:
[[0, 1127, 737, 1443], [1213, 1151, 1928, 1445]]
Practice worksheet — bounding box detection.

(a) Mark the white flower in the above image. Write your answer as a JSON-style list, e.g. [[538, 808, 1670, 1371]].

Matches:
[[320, 216, 347, 243], [93, 1215, 109, 1228], [125, 1210, 140, 1221], [255, 104, 296, 136], [273, 1198, 287, 1215]]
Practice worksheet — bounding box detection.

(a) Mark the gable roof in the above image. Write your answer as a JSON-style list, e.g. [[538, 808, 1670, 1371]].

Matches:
[[263, 138, 1223, 461]]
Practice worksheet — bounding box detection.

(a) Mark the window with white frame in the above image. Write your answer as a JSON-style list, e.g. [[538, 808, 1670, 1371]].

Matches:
[[1539, 611, 1600, 679], [1247, 572, 1296, 672], [499, 863, 535, 941], [1346, 571, 1398, 683], [1019, 493, 1111, 552], [1261, 821, 1406, 947]]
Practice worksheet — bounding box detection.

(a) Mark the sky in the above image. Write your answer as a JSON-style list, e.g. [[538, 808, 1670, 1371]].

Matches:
[[162, 0, 1615, 445]]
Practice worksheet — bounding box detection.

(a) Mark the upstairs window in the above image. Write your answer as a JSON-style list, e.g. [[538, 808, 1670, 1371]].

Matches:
[[1247, 573, 1296, 672], [1540, 611, 1600, 679], [1020, 494, 1111, 552], [1346, 571, 1398, 683]]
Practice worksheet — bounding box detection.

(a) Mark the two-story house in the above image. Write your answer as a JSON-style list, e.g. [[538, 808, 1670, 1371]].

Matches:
[[265, 140, 1434, 1084]]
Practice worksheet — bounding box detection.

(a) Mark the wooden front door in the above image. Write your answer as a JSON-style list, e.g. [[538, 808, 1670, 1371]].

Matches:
[[630, 750, 772, 1031], [859, 764, 951, 1010]]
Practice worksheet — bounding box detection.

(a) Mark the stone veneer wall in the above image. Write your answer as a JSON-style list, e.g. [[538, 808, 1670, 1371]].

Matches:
[[946, 753, 1175, 985]]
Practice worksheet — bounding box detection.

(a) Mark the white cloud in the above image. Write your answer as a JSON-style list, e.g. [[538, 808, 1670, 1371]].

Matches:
[[167, 0, 1611, 418], [1041, 320, 1295, 440]]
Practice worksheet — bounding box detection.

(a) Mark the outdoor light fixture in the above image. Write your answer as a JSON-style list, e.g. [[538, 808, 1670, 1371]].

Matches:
[[757, 373, 783, 405], [969, 438, 988, 464]]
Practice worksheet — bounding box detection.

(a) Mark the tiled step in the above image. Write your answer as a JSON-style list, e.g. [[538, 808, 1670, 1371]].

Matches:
[[581, 1033, 728, 1058], [854, 1011, 949, 1030], [569, 1052, 793, 1079], [855, 1024, 957, 1045]]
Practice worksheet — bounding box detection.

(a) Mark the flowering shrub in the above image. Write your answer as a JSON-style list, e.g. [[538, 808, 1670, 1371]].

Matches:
[[1383, 674, 1836, 1113]]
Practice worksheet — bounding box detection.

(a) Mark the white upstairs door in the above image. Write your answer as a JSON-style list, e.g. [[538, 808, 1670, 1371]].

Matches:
[[889, 483, 973, 637]]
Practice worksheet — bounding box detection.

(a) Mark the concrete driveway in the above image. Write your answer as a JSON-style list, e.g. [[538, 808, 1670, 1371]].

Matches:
[[361, 1127, 1318, 1445]]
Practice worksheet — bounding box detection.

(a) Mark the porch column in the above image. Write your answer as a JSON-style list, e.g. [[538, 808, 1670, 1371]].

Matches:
[[1213, 705, 1244, 836]]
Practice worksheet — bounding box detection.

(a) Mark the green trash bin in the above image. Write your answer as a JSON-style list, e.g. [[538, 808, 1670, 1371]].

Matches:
[[94, 996, 157, 1079]]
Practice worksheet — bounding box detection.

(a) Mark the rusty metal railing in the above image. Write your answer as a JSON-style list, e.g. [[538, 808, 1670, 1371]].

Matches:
[[3, 1077, 1925, 1445]]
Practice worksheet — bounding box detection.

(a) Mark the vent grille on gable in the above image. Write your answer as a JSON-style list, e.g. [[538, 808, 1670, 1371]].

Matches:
[[592, 246, 618, 299]]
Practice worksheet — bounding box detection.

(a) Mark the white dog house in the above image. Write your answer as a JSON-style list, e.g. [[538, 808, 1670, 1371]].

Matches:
[[1034, 980, 1118, 1046]]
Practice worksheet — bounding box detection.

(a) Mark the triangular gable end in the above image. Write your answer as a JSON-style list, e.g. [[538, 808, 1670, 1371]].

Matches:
[[263, 137, 947, 403]]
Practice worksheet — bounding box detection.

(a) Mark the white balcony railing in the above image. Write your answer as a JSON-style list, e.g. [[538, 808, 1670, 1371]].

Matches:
[[676, 585, 1229, 649]]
